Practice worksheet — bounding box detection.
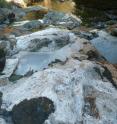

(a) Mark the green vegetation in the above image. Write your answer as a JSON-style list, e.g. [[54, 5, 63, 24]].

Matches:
[[0, 0, 11, 8]]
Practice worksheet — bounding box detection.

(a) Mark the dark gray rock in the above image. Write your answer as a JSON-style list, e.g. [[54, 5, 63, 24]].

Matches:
[[0, 49, 6, 72], [12, 97, 55, 124]]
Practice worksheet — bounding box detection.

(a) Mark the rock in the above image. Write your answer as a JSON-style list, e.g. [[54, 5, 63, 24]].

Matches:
[[43, 11, 81, 29], [0, 58, 18, 86], [93, 22, 106, 29], [16, 28, 76, 51], [7, 12, 15, 24], [2, 59, 18, 78], [0, 35, 16, 56], [0, 49, 6, 72], [12, 97, 55, 124], [79, 42, 103, 61], [71, 53, 88, 61], [1, 59, 117, 123], [98, 62, 117, 88], [12, 35, 83, 76], [23, 20, 43, 30], [13, 28, 105, 76], [0, 8, 12, 24], [0, 118, 6, 124], [79, 31, 98, 40], [14, 52, 53, 76], [111, 28, 117, 36]]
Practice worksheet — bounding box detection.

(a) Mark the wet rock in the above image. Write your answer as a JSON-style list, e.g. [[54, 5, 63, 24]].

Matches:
[[12, 97, 55, 124], [43, 11, 81, 29]]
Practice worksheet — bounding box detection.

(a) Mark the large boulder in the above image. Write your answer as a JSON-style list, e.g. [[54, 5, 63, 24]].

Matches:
[[12, 97, 55, 124]]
